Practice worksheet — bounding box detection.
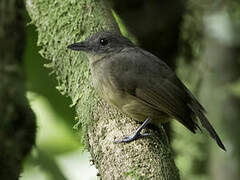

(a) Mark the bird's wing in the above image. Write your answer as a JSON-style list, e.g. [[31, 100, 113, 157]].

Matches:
[[135, 75, 201, 133], [109, 47, 225, 150], [110, 48, 200, 132], [134, 74, 225, 150]]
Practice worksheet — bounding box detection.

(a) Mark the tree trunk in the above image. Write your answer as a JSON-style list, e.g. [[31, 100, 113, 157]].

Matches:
[[25, 0, 180, 179], [0, 0, 36, 179]]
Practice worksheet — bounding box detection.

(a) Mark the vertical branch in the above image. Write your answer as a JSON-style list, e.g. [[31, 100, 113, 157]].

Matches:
[[0, 0, 36, 179]]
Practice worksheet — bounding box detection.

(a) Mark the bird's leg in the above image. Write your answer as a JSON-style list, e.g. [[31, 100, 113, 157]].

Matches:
[[114, 117, 151, 143]]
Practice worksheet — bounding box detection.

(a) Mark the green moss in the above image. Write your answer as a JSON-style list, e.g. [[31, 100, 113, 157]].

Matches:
[[26, 0, 118, 147], [124, 166, 154, 180], [112, 10, 137, 44], [124, 169, 142, 180]]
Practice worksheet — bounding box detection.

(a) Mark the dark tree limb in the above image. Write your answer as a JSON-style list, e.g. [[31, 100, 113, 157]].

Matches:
[[0, 0, 36, 179], [112, 0, 186, 69]]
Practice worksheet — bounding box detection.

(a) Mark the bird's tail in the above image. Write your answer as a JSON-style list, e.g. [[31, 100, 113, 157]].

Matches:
[[188, 102, 226, 151]]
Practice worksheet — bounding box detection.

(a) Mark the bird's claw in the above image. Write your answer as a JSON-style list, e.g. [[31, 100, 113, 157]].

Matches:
[[114, 132, 150, 144]]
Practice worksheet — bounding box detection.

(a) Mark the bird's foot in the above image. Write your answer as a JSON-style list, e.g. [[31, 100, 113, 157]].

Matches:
[[114, 132, 150, 143], [114, 117, 151, 143]]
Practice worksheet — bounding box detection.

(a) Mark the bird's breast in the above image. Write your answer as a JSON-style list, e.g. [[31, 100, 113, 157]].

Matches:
[[91, 64, 124, 107], [91, 67, 169, 124]]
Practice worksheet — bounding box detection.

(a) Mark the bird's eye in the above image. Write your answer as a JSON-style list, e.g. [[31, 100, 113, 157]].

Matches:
[[99, 38, 108, 46]]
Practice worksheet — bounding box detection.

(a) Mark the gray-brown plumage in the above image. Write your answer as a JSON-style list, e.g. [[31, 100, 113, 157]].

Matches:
[[68, 31, 226, 151]]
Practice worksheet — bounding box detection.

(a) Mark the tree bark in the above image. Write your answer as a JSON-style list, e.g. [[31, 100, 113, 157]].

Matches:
[[25, 0, 180, 179], [0, 0, 36, 179]]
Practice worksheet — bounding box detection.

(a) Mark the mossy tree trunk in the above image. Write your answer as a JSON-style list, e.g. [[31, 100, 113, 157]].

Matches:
[[25, 0, 180, 179], [0, 0, 36, 179]]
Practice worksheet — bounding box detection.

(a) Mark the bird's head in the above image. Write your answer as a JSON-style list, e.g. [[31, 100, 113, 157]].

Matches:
[[67, 32, 134, 62]]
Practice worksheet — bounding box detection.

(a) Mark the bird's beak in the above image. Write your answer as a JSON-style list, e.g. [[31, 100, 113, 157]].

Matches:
[[67, 41, 87, 51]]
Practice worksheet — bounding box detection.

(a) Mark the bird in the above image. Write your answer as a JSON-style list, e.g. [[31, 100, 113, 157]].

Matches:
[[67, 31, 226, 151]]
